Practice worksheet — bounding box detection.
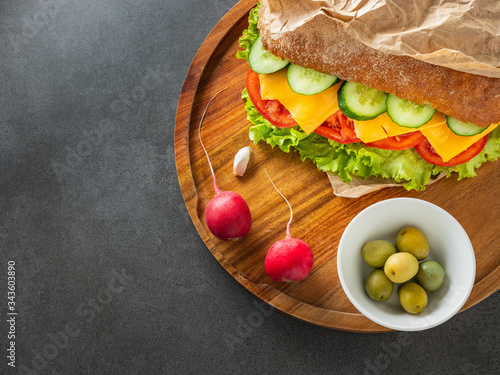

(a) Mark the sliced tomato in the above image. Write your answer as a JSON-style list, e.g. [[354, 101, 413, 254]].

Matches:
[[245, 69, 297, 128], [363, 131, 425, 150], [314, 111, 361, 144], [415, 135, 489, 167]]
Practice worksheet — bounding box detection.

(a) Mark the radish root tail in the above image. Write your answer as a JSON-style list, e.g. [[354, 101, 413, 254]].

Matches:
[[198, 87, 227, 195], [264, 168, 293, 239]]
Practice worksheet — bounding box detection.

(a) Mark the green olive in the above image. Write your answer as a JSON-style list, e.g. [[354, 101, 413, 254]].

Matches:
[[417, 260, 445, 292], [384, 252, 419, 283], [364, 269, 394, 302], [398, 282, 428, 314], [395, 227, 429, 260], [361, 240, 397, 268]]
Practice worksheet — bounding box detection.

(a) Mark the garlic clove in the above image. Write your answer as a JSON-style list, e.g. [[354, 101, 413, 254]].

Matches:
[[233, 146, 251, 176]]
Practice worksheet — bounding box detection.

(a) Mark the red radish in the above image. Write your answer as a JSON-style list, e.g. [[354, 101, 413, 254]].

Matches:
[[198, 89, 252, 241], [264, 169, 313, 282]]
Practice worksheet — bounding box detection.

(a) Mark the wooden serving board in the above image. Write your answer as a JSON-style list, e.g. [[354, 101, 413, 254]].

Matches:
[[174, 0, 500, 332]]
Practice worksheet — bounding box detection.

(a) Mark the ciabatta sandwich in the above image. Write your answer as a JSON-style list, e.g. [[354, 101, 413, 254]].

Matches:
[[237, 1, 500, 192]]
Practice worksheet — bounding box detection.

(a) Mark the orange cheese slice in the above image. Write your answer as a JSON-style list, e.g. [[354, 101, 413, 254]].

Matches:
[[383, 112, 447, 137], [352, 117, 388, 143], [259, 70, 341, 134], [354, 112, 447, 143], [420, 122, 499, 162]]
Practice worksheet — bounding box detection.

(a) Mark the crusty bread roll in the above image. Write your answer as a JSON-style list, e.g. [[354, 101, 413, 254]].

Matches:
[[258, 0, 500, 127]]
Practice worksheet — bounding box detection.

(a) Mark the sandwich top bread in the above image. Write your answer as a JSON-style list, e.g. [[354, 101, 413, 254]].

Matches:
[[258, 0, 500, 128]]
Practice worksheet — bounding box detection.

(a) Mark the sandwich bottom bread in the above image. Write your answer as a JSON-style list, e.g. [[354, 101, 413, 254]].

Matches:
[[237, 3, 500, 192]]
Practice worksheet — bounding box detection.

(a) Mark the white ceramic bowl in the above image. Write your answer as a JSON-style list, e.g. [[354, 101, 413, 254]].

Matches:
[[337, 198, 475, 331]]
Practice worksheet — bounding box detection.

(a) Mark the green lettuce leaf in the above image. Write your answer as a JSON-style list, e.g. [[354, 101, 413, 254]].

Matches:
[[243, 88, 308, 152], [236, 2, 260, 61]]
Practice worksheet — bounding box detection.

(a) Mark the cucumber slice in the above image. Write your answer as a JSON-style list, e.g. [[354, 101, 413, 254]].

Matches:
[[386, 95, 436, 128], [337, 81, 388, 121], [446, 116, 489, 136], [286, 64, 338, 95], [248, 36, 289, 74]]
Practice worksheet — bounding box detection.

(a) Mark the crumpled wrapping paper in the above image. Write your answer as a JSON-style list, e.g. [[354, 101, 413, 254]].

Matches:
[[327, 172, 446, 198], [264, 0, 500, 78]]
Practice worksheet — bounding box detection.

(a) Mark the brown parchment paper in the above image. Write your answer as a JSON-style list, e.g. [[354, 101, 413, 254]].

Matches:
[[264, 0, 500, 78], [327, 172, 446, 198]]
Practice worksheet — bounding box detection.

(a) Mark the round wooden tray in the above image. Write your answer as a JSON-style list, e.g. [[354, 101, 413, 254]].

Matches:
[[174, 0, 500, 332]]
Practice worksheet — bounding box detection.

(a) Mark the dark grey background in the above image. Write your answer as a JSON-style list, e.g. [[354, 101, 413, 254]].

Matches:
[[1, 0, 499, 374]]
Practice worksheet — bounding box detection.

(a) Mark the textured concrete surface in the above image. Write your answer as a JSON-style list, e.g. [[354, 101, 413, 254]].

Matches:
[[1, 0, 499, 374]]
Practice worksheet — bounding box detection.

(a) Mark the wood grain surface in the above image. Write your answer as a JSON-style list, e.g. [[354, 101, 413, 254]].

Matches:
[[174, 0, 500, 332]]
